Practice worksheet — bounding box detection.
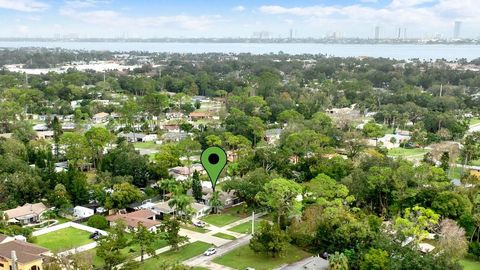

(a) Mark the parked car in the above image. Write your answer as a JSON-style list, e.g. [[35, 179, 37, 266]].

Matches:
[[204, 248, 217, 256], [245, 268, 256, 270], [89, 231, 101, 240], [193, 220, 206, 228]]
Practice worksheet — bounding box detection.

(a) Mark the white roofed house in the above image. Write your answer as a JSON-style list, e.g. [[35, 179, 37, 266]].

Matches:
[[264, 128, 283, 145], [73, 206, 95, 219], [92, 112, 110, 124], [152, 201, 210, 219], [119, 132, 157, 143]]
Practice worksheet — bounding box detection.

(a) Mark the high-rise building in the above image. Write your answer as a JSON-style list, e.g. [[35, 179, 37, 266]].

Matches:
[[397, 28, 401, 39], [374, 26, 380, 40], [289, 29, 293, 40], [454, 21, 462, 39]]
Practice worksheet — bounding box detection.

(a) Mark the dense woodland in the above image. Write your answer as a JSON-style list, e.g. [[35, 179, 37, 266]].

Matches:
[[0, 49, 479, 269]]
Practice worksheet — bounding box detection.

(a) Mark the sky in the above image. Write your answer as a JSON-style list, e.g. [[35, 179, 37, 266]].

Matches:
[[0, 0, 479, 39]]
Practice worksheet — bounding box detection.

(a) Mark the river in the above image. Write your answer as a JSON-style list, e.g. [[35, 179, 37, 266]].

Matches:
[[1, 41, 480, 61]]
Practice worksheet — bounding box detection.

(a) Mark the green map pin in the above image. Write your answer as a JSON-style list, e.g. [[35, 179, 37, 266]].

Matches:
[[201, 146, 227, 191]]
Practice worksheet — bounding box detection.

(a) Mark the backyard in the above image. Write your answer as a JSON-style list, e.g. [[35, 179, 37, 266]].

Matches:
[[34, 227, 93, 252], [213, 243, 311, 270]]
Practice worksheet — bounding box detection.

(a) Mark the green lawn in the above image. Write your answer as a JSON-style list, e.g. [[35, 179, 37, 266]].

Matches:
[[447, 166, 465, 179], [35, 227, 93, 252], [139, 241, 212, 270], [469, 117, 480, 126], [460, 258, 480, 270], [387, 147, 429, 157], [80, 234, 169, 268], [470, 159, 480, 166], [181, 224, 209, 233], [213, 244, 311, 270], [134, 141, 160, 150], [201, 205, 251, 227], [213, 232, 236, 240], [228, 220, 261, 234]]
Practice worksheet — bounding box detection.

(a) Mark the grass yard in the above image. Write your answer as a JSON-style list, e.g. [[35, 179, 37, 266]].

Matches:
[[447, 166, 465, 180], [470, 159, 480, 166], [35, 227, 93, 252], [460, 258, 480, 270], [201, 204, 250, 227], [134, 141, 161, 150], [228, 220, 261, 234], [213, 244, 311, 270], [181, 224, 209, 233], [387, 147, 429, 157], [213, 232, 236, 240], [469, 117, 480, 126], [139, 241, 212, 270], [80, 234, 169, 268]]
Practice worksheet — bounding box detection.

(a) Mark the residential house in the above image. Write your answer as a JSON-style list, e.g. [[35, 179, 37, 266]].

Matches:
[[5, 203, 48, 225], [264, 128, 283, 145], [36, 131, 54, 140], [161, 132, 188, 143], [152, 201, 210, 219], [61, 123, 75, 131], [73, 206, 94, 219], [168, 166, 191, 181], [32, 124, 48, 132], [119, 133, 157, 143], [201, 189, 240, 209], [92, 112, 109, 124], [162, 123, 181, 133], [191, 96, 209, 103], [189, 111, 212, 121], [165, 112, 185, 120], [106, 209, 160, 232], [0, 238, 50, 270]]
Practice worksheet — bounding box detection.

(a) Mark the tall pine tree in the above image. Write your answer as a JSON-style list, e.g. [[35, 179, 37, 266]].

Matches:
[[192, 170, 203, 202]]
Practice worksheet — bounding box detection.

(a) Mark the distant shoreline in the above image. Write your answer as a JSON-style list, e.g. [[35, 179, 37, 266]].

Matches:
[[0, 38, 478, 45], [1, 42, 479, 61]]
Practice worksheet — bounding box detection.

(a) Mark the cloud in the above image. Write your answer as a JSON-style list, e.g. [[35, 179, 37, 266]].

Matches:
[[16, 25, 29, 33], [258, 1, 480, 32], [360, 0, 378, 3], [232, 5, 245, 12], [64, 0, 110, 9], [59, 7, 221, 31], [0, 0, 48, 12]]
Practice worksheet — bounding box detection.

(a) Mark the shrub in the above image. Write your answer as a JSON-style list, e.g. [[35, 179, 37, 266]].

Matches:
[[87, 215, 109, 229]]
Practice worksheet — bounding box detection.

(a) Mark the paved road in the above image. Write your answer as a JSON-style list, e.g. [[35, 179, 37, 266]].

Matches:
[[184, 234, 252, 268]]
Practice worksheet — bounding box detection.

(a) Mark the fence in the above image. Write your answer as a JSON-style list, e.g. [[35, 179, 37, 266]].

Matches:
[[32, 221, 108, 237]]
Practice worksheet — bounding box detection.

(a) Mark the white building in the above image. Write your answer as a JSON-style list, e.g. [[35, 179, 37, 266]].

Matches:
[[73, 206, 95, 219]]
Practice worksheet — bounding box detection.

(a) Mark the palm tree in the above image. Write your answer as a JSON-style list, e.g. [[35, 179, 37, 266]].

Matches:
[[158, 178, 179, 199], [328, 252, 348, 270], [168, 187, 193, 219], [209, 190, 224, 214]]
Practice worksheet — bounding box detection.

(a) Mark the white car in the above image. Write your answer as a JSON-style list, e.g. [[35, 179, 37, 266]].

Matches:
[[204, 248, 217, 256], [193, 220, 206, 228]]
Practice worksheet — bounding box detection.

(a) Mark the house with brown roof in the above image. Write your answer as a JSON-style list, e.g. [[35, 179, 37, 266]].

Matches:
[[188, 111, 212, 121], [0, 238, 50, 270], [106, 209, 160, 232], [5, 203, 48, 225]]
